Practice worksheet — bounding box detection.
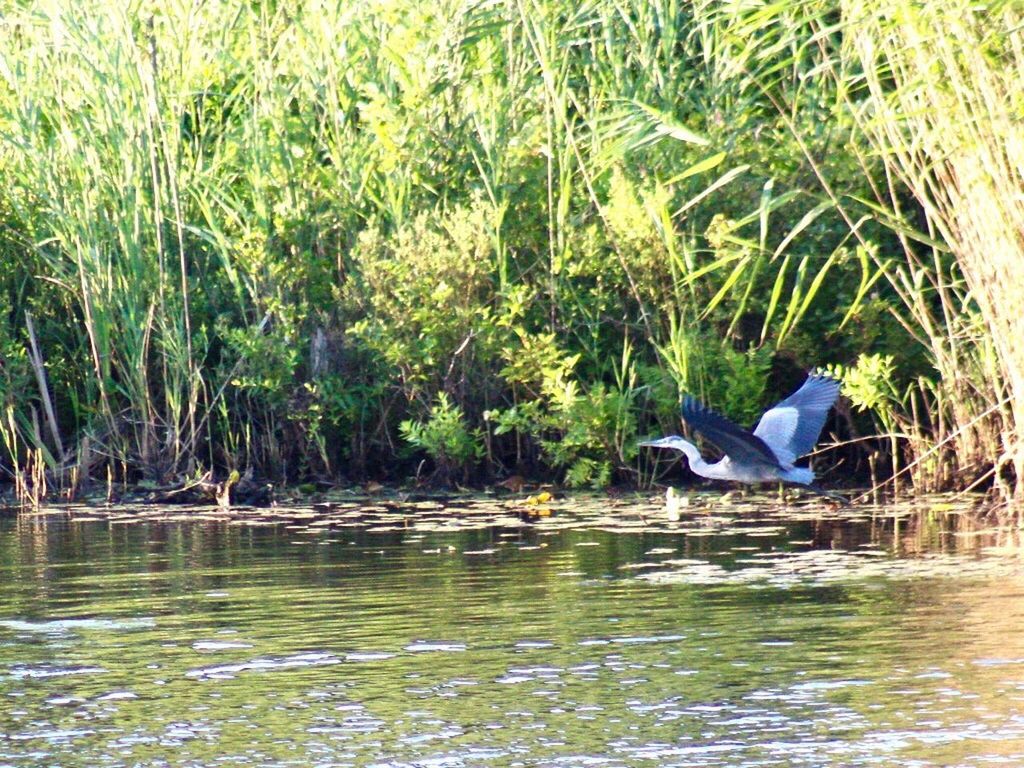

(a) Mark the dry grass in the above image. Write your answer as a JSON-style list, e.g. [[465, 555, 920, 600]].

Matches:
[[845, 0, 1024, 502]]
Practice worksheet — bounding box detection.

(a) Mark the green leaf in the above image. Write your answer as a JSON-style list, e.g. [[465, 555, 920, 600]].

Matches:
[[663, 151, 728, 185], [674, 165, 750, 217], [629, 100, 711, 146]]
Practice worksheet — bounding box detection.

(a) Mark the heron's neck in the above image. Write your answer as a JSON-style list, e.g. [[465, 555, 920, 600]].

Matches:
[[674, 439, 716, 479]]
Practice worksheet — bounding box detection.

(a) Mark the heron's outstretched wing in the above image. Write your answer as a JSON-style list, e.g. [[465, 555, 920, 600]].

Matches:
[[753, 373, 840, 465], [682, 396, 782, 469]]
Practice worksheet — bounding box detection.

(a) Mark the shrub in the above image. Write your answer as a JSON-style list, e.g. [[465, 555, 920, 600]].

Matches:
[[400, 393, 484, 484]]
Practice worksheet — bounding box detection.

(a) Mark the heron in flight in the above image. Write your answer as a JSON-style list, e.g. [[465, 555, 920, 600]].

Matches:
[[640, 373, 845, 501]]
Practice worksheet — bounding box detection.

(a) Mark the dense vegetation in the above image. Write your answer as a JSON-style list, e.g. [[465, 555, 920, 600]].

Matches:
[[0, 0, 1020, 503]]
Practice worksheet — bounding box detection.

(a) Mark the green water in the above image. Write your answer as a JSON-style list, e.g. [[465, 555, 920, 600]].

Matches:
[[1, 499, 1024, 767]]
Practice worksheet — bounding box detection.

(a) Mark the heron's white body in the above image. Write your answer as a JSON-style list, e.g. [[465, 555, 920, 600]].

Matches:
[[667, 439, 814, 485], [705, 455, 814, 485]]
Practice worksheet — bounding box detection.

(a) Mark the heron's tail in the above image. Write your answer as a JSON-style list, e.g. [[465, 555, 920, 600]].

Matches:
[[783, 466, 815, 485]]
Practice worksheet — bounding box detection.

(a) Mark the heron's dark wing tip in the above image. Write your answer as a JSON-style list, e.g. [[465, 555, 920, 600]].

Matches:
[[806, 371, 843, 405], [807, 370, 842, 387]]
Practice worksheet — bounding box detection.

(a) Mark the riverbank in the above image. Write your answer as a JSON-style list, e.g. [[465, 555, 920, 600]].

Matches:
[[2, 486, 998, 532]]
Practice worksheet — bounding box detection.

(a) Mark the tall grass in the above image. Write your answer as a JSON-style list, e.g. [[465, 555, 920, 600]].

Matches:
[[704, 0, 1022, 503], [0, 3, 200, 479], [0, 0, 1013, 498], [844, 0, 1024, 502]]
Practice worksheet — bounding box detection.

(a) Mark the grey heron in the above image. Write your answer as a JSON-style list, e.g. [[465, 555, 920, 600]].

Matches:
[[640, 373, 845, 500]]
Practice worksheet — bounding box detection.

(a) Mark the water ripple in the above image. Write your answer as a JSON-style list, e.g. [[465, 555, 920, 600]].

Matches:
[[185, 651, 341, 680]]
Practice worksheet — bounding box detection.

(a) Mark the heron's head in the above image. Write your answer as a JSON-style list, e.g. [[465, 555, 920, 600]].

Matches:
[[638, 436, 703, 466], [638, 435, 691, 451]]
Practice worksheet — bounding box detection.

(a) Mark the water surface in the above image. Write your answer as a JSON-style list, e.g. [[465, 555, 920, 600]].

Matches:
[[1, 494, 1023, 767]]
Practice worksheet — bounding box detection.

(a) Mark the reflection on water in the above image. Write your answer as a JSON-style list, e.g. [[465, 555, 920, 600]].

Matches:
[[0, 495, 1023, 767]]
